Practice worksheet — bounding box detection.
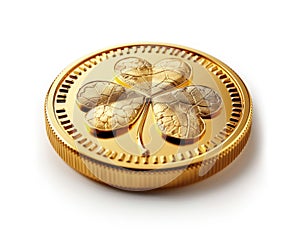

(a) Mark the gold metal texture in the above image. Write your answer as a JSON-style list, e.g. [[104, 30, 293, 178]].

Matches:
[[45, 43, 252, 191]]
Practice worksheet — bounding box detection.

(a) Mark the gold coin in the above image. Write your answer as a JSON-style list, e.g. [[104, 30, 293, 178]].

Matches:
[[45, 43, 252, 191]]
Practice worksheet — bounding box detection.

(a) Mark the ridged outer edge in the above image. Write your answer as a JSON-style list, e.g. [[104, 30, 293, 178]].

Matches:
[[45, 94, 252, 191]]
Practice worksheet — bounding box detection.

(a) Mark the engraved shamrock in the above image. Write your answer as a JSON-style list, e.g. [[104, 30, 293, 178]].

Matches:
[[76, 57, 222, 156]]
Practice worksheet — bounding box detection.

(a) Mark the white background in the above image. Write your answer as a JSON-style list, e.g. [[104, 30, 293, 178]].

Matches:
[[1, 0, 299, 235]]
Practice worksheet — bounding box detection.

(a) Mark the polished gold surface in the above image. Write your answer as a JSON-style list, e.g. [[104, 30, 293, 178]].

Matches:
[[45, 43, 252, 191]]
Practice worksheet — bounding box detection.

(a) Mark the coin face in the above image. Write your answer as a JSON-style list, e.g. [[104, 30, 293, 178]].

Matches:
[[45, 43, 252, 191]]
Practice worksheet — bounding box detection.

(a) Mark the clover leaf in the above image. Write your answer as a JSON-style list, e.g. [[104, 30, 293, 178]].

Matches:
[[76, 57, 222, 156]]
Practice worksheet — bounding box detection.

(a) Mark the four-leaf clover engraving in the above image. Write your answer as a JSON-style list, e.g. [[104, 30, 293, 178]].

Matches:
[[76, 57, 222, 155]]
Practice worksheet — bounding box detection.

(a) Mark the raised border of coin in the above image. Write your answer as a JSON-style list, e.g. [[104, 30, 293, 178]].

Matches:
[[45, 43, 252, 190]]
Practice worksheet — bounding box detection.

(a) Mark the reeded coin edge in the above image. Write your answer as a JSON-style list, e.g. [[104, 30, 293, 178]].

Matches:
[[45, 97, 252, 190]]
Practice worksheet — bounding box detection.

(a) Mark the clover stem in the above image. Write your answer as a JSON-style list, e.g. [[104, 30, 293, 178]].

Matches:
[[137, 98, 151, 157]]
